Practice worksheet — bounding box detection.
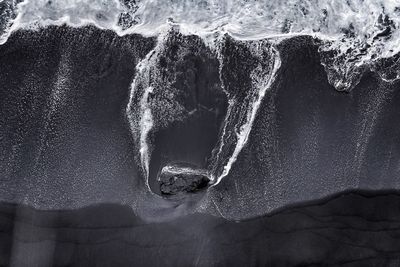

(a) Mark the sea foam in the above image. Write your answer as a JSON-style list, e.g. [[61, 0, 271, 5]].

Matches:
[[1, 0, 400, 91]]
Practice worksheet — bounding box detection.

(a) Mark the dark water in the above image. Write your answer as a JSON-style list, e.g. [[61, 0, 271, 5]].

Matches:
[[1, 25, 400, 265]]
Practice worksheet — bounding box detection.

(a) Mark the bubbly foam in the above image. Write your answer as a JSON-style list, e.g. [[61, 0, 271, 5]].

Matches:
[[209, 37, 281, 185], [126, 46, 158, 189], [1, 0, 400, 91]]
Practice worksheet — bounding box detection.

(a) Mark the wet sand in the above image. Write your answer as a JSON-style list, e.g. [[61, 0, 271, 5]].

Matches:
[[1, 191, 400, 266]]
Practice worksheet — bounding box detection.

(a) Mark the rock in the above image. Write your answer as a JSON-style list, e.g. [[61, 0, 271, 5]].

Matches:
[[158, 165, 210, 195]]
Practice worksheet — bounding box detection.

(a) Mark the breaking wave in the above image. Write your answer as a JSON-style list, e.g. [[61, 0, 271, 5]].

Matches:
[[1, 0, 399, 90]]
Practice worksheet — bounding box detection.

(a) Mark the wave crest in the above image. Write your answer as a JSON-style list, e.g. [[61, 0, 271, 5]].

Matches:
[[1, 0, 400, 91]]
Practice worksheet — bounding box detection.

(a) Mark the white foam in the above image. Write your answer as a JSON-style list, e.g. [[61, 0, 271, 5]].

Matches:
[[139, 85, 154, 178], [126, 47, 157, 189], [1, 0, 400, 91], [126, 32, 169, 189], [211, 41, 282, 185]]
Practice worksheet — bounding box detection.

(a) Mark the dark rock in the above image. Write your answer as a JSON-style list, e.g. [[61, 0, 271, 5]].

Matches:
[[159, 165, 210, 195]]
